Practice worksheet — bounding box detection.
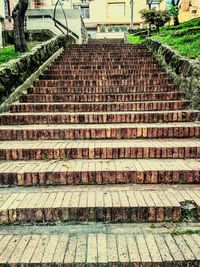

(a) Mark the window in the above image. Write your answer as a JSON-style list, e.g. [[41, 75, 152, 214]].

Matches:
[[33, 0, 45, 8], [73, 4, 90, 19], [191, 9, 197, 14], [108, 2, 125, 17], [4, 0, 10, 17]]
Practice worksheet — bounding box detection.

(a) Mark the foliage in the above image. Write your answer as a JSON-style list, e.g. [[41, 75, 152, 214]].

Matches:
[[171, 0, 180, 25], [0, 42, 40, 65], [140, 9, 171, 33], [172, 228, 200, 235]]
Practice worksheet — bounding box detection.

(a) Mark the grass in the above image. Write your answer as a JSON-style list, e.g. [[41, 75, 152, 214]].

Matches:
[[172, 228, 200, 235], [127, 35, 145, 44], [0, 41, 40, 65], [128, 17, 200, 59], [151, 31, 200, 59]]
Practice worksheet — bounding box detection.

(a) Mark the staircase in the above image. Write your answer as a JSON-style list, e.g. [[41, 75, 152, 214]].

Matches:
[[0, 40, 200, 265]]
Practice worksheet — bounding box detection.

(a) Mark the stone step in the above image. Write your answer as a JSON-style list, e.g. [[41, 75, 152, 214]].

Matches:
[[28, 84, 176, 94], [0, 110, 198, 125], [0, 159, 199, 186], [21, 91, 181, 103], [0, 184, 200, 224], [0, 223, 199, 265], [0, 139, 199, 160], [11, 101, 189, 113], [34, 78, 172, 87]]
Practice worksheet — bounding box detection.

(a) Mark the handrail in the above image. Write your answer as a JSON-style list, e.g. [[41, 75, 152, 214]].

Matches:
[[53, 0, 68, 35]]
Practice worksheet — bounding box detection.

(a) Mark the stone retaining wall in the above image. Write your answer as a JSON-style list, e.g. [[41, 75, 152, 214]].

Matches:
[[145, 38, 200, 110], [0, 34, 75, 105]]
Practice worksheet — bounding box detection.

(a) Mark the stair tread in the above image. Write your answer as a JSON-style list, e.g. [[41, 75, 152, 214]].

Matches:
[[0, 184, 200, 224], [13, 100, 189, 105], [3, 109, 198, 116], [0, 122, 199, 130], [0, 224, 199, 265], [0, 139, 199, 148], [0, 159, 199, 173]]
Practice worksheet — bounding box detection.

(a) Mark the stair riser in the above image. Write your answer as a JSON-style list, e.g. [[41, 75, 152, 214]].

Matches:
[[1, 171, 199, 186], [0, 112, 197, 125], [22, 92, 181, 103], [28, 85, 176, 94], [41, 73, 168, 80], [11, 102, 189, 113], [34, 79, 173, 87], [0, 147, 199, 160], [52, 62, 158, 67], [54, 58, 156, 63], [0, 206, 181, 224], [45, 69, 163, 75], [48, 64, 160, 70]]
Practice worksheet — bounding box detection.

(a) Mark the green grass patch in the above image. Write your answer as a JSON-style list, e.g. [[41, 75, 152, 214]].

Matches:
[[127, 35, 145, 44], [172, 228, 200, 235], [0, 41, 41, 65], [128, 17, 200, 59], [151, 32, 200, 59]]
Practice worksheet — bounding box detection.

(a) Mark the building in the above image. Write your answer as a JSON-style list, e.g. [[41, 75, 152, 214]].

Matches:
[[0, 0, 5, 47], [160, 0, 200, 22], [3, 0, 163, 40], [179, 0, 200, 22]]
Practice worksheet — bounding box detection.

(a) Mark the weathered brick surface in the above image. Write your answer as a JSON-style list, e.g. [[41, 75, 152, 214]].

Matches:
[[0, 111, 198, 125], [11, 100, 189, 113], [22, 91, 181, 103], [0, 185, 200, 224], [0, 139, 199, 160], [0, 227, 200, 266], [28, 84, 177, 94], [0, 123, 199, 140], [0, 159, 199, 186]]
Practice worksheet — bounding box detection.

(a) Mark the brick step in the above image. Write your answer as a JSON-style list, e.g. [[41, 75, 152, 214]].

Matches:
[[40, 73, 168, 80], [11, 101, 189, 113], [0, 224, 199, 265], [54, 60, 157, 65], [45, 69, 164, 75], [29, 84, 176, 94], [21, 92, 181, 103], [59, 53, 152, 57], [0, 185, 200, 224], [0, 159, 199, 186], [60, 52, 152, 57], [48, 64, 160, 70], [55, 57, 155, 62], [1, 110, 198, 125], [52, 61, 157, 65], [0, 123, 199, 141], [34, 79, 173, 87], [0, 139, 199, 160]]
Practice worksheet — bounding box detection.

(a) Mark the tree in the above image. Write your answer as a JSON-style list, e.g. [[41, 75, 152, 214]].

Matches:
[[12, 0, 28, 52], [147, 0, 154, 9], [170, 0, 181, 26], [140, 9, 171, 34]]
